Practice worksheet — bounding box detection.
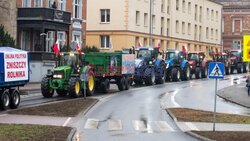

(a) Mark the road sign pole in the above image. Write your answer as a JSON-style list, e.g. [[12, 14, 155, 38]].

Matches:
[[213, 78, 218, 131]]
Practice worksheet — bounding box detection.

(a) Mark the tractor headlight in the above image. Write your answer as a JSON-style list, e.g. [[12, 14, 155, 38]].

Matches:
[[53, 74, 63, 79], [190, 66, 193, 69], [149, 61, 153, 65]]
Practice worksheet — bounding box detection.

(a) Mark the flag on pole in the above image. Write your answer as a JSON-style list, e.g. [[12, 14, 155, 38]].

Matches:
[[110, 38, 113, 49], [138, 40, 142, 47], [76, 42, 82, 55], [182, 44, 188, 52], [53, 40, 60, 56], [157, 40, 161, 50]]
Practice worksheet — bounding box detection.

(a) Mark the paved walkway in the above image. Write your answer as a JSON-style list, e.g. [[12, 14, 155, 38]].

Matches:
[[177, 122, 250, 132]]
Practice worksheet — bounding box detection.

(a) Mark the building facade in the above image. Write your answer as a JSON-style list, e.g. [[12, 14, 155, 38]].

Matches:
[[16, 0, 86, 52], [215, 0, 250, 51], [0, 0, 17, 40], [86, 0, 222, 58]]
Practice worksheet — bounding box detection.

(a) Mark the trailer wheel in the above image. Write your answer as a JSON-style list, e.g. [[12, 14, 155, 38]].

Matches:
[[195, 67, 201, 79], [118, 77, 126, 91], [9, 89, 20, 109], [101, 78, 110, 93], [125, 76, 131, 90], [68, 77, 81, 98], [56, 90, 68, 96], [86, 75, 95, 96], [171, 68, 180, 82], [145, 68, 155, 85], [201, 66, 208, 78], [41, 77, 54, 98], [0, 90, 10, 110]]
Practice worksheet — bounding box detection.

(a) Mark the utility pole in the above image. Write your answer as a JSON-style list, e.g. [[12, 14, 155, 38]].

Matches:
[[149, 0, 153, 46]]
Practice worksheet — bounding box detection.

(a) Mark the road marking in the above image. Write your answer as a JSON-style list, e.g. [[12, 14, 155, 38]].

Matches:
[[132, 120, 153, 133], [109, 120, 122, 131], [185, 122, 199, 131], [84, 119, 99, 129], [0, 114, 7, 117], [63, 117, 71, 127], [171, 90, 181, 107], [155, 121, 174, 132]]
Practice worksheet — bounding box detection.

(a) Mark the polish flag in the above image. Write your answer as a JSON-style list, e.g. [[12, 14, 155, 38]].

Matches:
[[182, 44, 188, 52], [138, 40, 142, 47], [76, 42, 82, 55], [157, 40, 161, 50], [53, 40, 60, 56]]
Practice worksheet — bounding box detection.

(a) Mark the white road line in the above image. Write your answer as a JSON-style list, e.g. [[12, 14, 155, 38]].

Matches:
[[171, 90, 181, 107], [84, 119, 99, 129], [132, 120, 153, 133], [63, 117, 71, 127], [185, 122, 199, 131], [109, 120, 122, 131], [155, 121, 174, 132]]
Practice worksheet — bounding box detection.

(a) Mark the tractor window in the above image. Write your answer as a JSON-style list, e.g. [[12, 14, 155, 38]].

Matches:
[[59, 54, 80, 68], [166, 52, 178, 60], [188, 54, 199, 62], [231, 51, 241, 58], [137, 50, 152, 59]]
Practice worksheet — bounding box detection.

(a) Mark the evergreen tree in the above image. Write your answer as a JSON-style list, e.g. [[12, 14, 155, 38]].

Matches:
[[0, 24, 16, 48]]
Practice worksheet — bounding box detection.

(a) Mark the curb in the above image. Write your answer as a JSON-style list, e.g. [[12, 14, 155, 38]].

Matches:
[[67, 127, 77, 141], [217, 93, 250, 108], [166, 108, 214, 141], [20, 89, 41, 95], [77, 98, 99, 117]]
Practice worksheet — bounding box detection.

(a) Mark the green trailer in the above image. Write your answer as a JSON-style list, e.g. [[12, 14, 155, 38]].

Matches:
[[85, 52, 135, 93]]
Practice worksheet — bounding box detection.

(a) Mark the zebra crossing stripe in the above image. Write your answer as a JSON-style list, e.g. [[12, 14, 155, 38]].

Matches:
[[155, 121, 174, 131], [84, 119, 99, 129], [132, 120, 147, 131], [109, 120, 122, 131]]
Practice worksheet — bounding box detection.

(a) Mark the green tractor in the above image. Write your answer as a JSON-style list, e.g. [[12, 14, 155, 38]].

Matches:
[[41, 52, 95, 98]]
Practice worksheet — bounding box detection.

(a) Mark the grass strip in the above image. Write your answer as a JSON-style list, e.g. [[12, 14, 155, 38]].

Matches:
[[169, 108, 250, 124], [0, 124, 71, 141], [8, 98, 97, 117], [193, 131, 250, 141]]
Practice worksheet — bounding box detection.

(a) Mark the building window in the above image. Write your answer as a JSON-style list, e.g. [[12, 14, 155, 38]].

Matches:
[[144, 13, 148, 26], [232, 19, 242, 33], [206, 27, 209, 39], [188, 23, 191, 35], [216, 11, 218, 22], [194, 25, 197, 40], [46, 0, 53, 8], [188, 2, 191, 15], [23, 0, 31, 7], [215, 29, 218, 41], [211, 28, 213, 40], [57, 32, 65, 47], [136, 11, 140, 25], [211, 9, 214, 21], [101, 9, 110, 23], [222, 18, 224, 32], [182, 22, 185, 34], [161, 17, 165, 35], [199, 26, 202, 41], [58, 0, 66, 11], [161, 0, 165, 12], [207, 8, 209, 20], [73, 0, 82, 19], [176, 20, 179, 33], [199, 6, 202, 22], [167, 18, 170, 36], [175, 42, 179, 50], [46, 31, 54, 52], [144, 38, 147, 46], [194, 4, 197, 21], [232, 40, 241, 50], [34, 0, 42, 7], [182, 0, 185, 13], [72, 31, 82, 48], [152, 15, 156, 28], [100, 35, 110, 49], [167, 0, 170, 14], [176, 0, 179, 11]]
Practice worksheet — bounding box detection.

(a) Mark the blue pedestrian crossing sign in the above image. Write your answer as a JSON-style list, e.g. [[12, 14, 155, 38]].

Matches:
[[209, 62, 224, 79]]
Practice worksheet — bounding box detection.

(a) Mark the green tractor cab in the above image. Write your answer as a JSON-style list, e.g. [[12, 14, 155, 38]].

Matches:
[[41, 52, 95, 98]]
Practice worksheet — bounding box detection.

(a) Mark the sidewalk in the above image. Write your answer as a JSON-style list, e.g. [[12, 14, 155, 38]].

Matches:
[[19, 83, 41, 95], [218, 83, 250, 108]]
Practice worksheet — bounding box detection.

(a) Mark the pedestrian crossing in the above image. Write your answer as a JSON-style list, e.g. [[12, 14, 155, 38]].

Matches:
[[84, 118, 175, 132]]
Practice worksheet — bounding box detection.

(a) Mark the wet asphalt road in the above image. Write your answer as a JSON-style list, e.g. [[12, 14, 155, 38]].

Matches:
[[70, 73, 250, 141]]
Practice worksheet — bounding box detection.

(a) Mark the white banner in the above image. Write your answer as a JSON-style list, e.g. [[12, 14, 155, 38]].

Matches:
[[4, 52, 29, 82]]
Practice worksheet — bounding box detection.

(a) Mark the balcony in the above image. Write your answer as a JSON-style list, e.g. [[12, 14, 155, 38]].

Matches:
[[18, 8, 71, 25]]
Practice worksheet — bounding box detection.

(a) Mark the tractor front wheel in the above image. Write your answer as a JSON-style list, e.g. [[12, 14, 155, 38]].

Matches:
[[201, 66, 208, 78], [171, 68, 180, 82], [237, 64, 242, 74], [195, 67, 202, 79], [41, 77, 54, 98], [68, 77, 81, 98], [145, 69, 155, 85], [181, 65, 190, 81]]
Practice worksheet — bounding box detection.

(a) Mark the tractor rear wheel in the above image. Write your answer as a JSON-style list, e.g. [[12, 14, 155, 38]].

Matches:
[[101, 78, 110, 93], [171, 68, 180, 82], [68, 77, 81, 98], [41, 77, 54, 98], [201, 66, 208, 78], [56, 89, 68, 96], [125, 76, 131, 90], [118, 77, 126, 91], [134, 79, 143, 85], [145, 68, 155, 85], [0, 90, 10, 110], [9, 89, 20, 109], [195, 67, 202, 79], [86, 75, 95, 96]]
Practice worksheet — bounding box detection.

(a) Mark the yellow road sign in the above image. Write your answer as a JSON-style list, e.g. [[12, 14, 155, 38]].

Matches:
[[243, 35, 250, 62]]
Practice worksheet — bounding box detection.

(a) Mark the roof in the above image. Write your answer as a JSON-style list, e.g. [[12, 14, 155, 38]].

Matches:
[[138, 47, 158, 50], [166, 50, 183, 53], [188, 51, 205, 54], [0, 47, 27, 53]]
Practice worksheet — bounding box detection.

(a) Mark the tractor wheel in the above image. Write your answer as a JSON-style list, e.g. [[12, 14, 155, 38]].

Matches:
[[243, 63, 247, 73], [225, 67, 229, 75], [56, 89, 68, 96], [68, 77, 81, 98], [101, 79, 110, 93], [237, 64, 242, 74], [125, 76, 131, 90], [41, 77, 54, 98], [201, 66, 208, 78], [86, 76, 95, 96], [134, 79, 143, 85], [0, 90, 10, 110], [156, 69, 166, 84], [171, 68, 180, 82], [195, 67, 202, 79], [145, 68, 155, 85], [230, 67, 234, 74], [118, 77, 126, 91], [9, 89, 20, 109], [181, 65, 190, 81]]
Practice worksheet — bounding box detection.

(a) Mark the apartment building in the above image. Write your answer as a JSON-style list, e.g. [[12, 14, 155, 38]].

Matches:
[[86, 0, 222, 58], [16, 0, 86, 52], [214, 0, 250, 51]]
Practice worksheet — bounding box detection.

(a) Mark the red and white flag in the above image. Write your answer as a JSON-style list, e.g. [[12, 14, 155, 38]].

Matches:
[[157, 40, 161, 50], [138, 40, 142, 47], [182, 44, 188, 52], [53, 40, 60, 56], [76, 42, 82, 55]]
